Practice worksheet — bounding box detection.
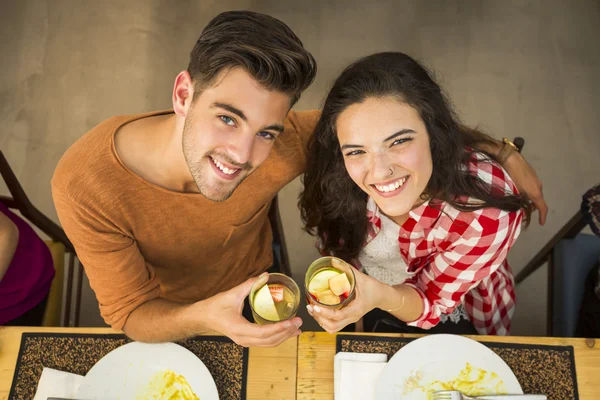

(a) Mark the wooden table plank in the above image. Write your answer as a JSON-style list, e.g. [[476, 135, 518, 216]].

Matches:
[[0, 326, 297, 400], [248, 338, 297, 400], [297, 332, 600, 400]]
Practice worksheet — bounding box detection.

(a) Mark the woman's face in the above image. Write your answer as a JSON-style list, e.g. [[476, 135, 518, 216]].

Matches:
[[336, 96, 433, 221]]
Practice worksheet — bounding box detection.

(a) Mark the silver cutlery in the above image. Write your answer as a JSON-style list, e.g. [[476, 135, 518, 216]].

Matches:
[[432, 391, 547, 400]]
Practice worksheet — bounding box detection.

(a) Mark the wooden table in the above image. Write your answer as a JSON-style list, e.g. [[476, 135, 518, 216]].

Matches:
[[0, 326, 297, 400], [297, 332, 600, 400], [4, 328, 599, 399]]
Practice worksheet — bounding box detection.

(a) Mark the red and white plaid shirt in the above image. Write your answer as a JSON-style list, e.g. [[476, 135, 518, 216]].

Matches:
[[362, 152, 523, 335]]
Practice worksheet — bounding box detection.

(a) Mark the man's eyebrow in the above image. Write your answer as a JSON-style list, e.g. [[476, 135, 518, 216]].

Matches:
[[212, 102, 247, 122], [213, 102, 284, 134], [262, 124, 284, 134]]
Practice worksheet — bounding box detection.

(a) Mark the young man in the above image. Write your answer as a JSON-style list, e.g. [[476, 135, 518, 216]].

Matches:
[[52, 11, 547, 346]]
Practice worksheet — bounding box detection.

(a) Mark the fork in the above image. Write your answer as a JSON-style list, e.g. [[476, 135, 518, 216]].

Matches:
[[432, 391, 547, 400]]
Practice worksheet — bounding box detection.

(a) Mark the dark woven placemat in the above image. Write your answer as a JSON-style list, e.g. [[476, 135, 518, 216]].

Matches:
[[9, 333, 248, 400], [337, 334, 579, 400]]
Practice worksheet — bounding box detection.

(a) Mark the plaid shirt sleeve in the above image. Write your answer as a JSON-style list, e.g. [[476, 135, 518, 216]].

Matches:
[[403, 155, 524, 335]]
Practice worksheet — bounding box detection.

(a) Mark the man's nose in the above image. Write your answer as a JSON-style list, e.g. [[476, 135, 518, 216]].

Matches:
[[226, 132, 254, 165]]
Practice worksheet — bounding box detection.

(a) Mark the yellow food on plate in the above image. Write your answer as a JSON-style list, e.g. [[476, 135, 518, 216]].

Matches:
[[136, 370, 199, 400], [402, 363, 507, 399], [426, 363, 507, 398]]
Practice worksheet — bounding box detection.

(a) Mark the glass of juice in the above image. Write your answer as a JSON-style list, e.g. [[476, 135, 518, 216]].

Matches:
[[249, 273, 300, 325], [304, 256, 356, 310]]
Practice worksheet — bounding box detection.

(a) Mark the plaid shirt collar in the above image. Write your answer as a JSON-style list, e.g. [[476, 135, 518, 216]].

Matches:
[[366, 196, 442, 240]]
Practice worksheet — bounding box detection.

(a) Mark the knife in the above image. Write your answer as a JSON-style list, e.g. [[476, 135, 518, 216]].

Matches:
[[47, 398, 83, 400]]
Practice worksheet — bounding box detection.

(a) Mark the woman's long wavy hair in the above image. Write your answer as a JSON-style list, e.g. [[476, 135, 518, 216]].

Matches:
[[299, 52, 531, 263]]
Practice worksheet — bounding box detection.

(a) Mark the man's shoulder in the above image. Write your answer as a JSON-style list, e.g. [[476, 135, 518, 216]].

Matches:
[[284, 109, 320, 132], [284, 109, 319, 148], [51, 113, 141, 202], [263, 109, 319, 171]]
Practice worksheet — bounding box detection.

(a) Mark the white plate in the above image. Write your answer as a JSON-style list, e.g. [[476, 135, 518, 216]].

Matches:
[[76, 341, 219, 399], [374, 334, 523, 399]]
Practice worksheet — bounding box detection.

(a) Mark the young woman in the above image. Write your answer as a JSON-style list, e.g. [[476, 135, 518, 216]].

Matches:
[[0, 202, 55, 326], [300, 52, 531, 335]]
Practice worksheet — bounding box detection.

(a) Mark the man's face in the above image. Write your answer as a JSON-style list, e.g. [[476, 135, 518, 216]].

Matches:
[[182, 67, 291, 201]]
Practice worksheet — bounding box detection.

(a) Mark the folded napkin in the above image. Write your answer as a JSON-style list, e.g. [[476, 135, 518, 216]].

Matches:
[[334, 352, 388, 400], [33, 367, 84, 400]]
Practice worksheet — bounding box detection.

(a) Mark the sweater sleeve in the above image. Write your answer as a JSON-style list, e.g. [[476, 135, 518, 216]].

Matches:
[[51, 184, 160, 331]]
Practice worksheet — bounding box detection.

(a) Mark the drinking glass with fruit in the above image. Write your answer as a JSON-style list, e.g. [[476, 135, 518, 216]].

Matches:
[[305, 257, 356, 310], [249, 273, 301, 325]]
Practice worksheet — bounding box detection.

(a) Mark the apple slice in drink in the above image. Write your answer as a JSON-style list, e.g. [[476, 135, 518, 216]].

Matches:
[[315, 289, 341, 305], [253, 284, 280, 321], [308, 269, 341, 294], [328, 273, 351, 297]]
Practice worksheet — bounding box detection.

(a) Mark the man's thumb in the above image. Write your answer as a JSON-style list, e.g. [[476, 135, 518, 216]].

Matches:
[[234, 272, 268, 300]]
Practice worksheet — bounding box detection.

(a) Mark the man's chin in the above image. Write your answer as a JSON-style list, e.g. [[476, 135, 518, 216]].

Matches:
[[194, 178, 241, 202], [192, 168, 252, 201], [198, 186, 236, 202]]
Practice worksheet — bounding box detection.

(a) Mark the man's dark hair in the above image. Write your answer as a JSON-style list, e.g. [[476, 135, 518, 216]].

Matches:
[[188, 10, 317, 105]]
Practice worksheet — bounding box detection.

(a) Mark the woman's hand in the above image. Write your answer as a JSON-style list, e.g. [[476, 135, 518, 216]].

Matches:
[[306, 268, 384, 334]]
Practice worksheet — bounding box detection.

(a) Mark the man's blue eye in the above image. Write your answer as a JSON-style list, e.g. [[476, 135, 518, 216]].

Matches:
[[220, 116, 235, 125], [258, 131, 275, 140]]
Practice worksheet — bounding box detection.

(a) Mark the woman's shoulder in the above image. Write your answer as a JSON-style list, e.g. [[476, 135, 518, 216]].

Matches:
[[463, 149, 519, 197], [429, 150, 523, 237]]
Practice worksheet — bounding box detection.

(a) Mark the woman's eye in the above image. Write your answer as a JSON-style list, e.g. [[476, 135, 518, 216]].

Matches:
[[220, 115, 235, 126], [345, 150, 365, 156], [391, 137, 412, 147]]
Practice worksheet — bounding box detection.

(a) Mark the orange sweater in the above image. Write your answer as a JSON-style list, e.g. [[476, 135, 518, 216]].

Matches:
[[52, 110, 318, 330]]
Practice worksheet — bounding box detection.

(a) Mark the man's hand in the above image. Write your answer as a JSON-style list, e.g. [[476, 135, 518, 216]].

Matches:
[[204, 273, 303, 347], [503, 151, 548, 225]]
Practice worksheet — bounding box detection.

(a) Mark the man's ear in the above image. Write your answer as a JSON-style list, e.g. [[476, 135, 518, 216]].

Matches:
[[172, 70, 195, 117]]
